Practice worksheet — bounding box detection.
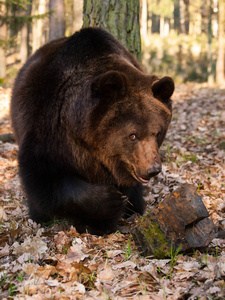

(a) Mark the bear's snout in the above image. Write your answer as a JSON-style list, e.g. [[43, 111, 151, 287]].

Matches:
[[146, 162, 162, 178], [137, 162, 162, 182], [130, 139, 163, 183], [132, 162, 161, 183]]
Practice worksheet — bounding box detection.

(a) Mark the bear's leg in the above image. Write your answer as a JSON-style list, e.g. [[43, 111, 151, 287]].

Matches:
[[120, 183, 145, 218], [18, 142, 127, 234], [28, 201, 52, 224], [58, 176, 128, 233]]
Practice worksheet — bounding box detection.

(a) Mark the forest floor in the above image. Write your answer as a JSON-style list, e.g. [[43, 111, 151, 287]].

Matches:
[[0, 84, 225, 299]]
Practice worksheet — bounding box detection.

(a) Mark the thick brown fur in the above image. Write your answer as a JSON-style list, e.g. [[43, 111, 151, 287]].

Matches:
[[11, 28, 174, 234]]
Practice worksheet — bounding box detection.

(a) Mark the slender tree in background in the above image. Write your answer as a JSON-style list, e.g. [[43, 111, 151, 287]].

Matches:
[[65, 0, 82, 36], [207, 0, 213, 85], [49, 0, 65, 41], [83, 0, 141, 62], [73, 0, 82, 32], [20, 7, 29, 64], [0, 2, 7, 81], [216, 0, 225, 85], [189, 0, 201, 35], [148, 0, 174, 36], [32, 0, 46, 52], [179, 0, 186, 33], [140, 0, 148, 41]]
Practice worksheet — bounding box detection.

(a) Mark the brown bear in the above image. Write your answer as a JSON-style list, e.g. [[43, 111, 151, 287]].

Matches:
[[11, 27, 174, 234]]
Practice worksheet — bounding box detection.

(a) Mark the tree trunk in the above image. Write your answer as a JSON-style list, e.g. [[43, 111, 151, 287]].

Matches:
[[216, 0, 225, 85], [20, 24, 28, 64], [32, 0, 46, 52], [174, 0, 180, 32], [179, 0, 185, 33], [65, 0, 82, 36], [207, 0, 214, 86], [73, 0, 83, 32], [140, 0, 148, 41], [0, 3, 7, 81], [189, 1, 201, 35], [0, 45, 6, 81], [160, 15, 165, 37], [184, 0, 189, 34], [49, 0, 65, 41], [83, 0, 142, 62]]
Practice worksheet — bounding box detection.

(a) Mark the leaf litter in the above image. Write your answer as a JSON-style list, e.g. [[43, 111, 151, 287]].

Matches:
[[0, 84, 225, 299]]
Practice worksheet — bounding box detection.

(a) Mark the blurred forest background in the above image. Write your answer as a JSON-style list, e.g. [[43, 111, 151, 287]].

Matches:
[[0, 0, 224, 86]]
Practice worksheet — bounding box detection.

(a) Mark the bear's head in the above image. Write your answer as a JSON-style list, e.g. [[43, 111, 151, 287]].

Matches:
[[89, 70, 174, 186]]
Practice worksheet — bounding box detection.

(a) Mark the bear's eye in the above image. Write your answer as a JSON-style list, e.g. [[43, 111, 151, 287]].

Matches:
[[129, 134, 137, 141]]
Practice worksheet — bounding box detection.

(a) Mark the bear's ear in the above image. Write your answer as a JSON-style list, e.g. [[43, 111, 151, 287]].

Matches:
[[91, 71, 127, 100], [152, 76, 174, 103]]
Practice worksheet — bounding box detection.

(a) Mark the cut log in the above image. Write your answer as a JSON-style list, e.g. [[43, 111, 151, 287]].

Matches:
[[132, 184, 217, 258]]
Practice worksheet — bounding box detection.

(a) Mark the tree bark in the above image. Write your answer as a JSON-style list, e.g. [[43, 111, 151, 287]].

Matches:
[[160, 15, 165, 37], [32, 0, 46, 52], [65, 0, 82, 36], [73, 0, 83, 32], [179, 0, 185, 33], [49, 0, 65, 41], [216, 0, 225, 85], [83, 0, 142, 62], [0, 3, 7, 81], [207, 0, 214, 86], [20, 24, 28, 64], [140, 0, 148, 41], [184, 0, 189, 34]]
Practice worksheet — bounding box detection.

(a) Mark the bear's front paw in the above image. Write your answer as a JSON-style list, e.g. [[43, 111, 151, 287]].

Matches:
[[98, 189, 128, 220], [81, 187, 127, 221]]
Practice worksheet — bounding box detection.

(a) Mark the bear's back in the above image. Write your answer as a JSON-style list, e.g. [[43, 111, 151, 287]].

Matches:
[[10, 28, 141, 145], [61, 28, 140, 69]]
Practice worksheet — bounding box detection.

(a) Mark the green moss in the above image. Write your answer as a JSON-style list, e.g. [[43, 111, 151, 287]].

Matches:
[[138, 214, 171, 259]]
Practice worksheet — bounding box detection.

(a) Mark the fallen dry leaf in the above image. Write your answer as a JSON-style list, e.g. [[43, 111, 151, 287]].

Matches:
[[98, 261, 115, 281], [0, 206, 8, 221], [0, 243, 9, 257]]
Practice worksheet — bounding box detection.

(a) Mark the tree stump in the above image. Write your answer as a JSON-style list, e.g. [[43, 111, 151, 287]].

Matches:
[[132, 184, 217, 258]]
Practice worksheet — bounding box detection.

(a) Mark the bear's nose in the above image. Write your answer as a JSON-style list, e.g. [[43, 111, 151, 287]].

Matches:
[[147, 163, 162, 178]]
